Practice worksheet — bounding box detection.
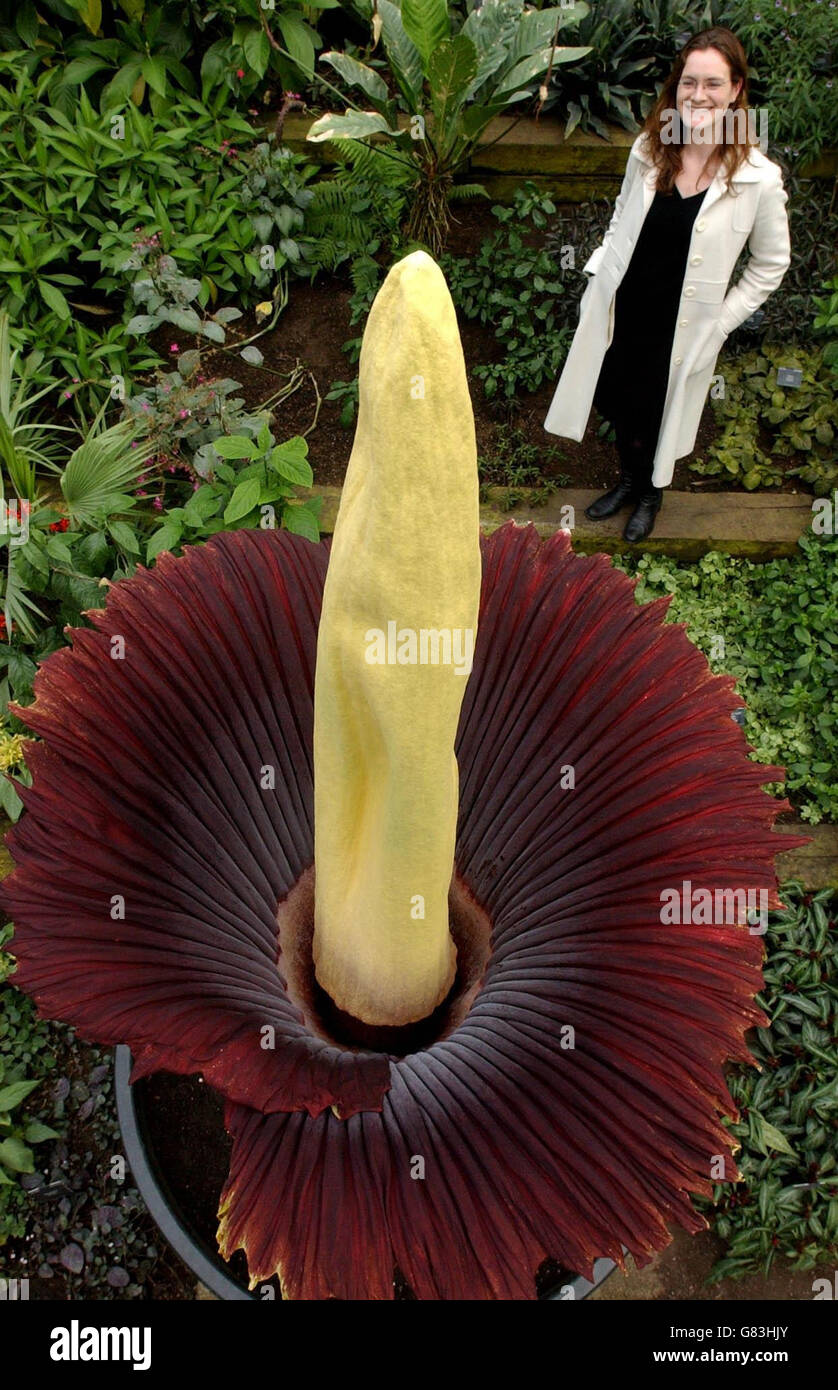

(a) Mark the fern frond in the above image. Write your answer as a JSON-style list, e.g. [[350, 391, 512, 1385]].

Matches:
[[448, 183, 491, 202]]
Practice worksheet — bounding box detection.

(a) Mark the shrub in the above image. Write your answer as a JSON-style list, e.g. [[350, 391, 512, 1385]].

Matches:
[[691, 345, 837, 493], [716, 0, 838, 166], [441, 182, 575, 399]]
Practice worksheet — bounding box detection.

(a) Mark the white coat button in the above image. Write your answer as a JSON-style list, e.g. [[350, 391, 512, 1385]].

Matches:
[[674, 356, 683, 365], [680, 318, 689, 326], [690, 255, 702, 265], [696, 220, 706, 231], [684, 286, 696, 297]]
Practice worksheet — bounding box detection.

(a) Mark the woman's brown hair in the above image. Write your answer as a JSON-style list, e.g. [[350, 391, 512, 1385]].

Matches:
[[641, 27, 757, 194]]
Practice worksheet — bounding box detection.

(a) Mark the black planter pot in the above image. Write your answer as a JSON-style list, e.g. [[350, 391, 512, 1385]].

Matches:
[[115, 1045, 617, 1302]]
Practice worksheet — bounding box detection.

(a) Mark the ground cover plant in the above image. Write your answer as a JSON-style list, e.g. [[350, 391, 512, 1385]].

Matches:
[[614, 533, 838, 825], [700, 881, 838, 1282]]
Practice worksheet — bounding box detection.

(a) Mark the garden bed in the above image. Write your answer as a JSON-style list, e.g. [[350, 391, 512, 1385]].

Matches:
[[141, 196, 819, 499]]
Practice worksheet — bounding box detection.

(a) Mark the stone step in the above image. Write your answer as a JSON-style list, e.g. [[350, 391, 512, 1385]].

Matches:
[[774, 822, 838, 891], [302, 484, 814, 560]]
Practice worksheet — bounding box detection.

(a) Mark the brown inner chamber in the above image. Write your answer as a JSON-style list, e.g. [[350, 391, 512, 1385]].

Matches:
[[276, 865, 493, 1056]]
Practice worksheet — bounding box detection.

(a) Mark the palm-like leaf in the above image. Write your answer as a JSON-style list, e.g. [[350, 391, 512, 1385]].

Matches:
[[59, 406, 156, 526]]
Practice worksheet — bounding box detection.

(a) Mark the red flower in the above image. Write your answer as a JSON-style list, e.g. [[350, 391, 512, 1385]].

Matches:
[[48, 518, 70, 533], [0, 525, 806, 1299]]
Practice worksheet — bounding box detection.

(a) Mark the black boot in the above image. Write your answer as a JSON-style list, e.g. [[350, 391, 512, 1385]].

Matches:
[[585, 470, 635, 521], [623, 485, 663, 543]]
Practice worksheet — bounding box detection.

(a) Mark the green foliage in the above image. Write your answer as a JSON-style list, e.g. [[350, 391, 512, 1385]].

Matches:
[[533, 0, 717, 138], [0, 303, 320, 673], [755, 176, 838, 347], [692, 345, 838, 493], [0, 922, 62, 1241], [0, 63, 339, 390], [615, 534, 838, 824], [441, 182, 574, 398], [716, 0, 838, 166], [119, 237, 273, 371], [0, 0, 325, 109], [143, 421, 320, 562], [195, 0, 325, 101], [304, 136, 417, 274], [237, 140, 324, 289], [324, 375, 360, 428], [305, 0, 592, 252], [812, 274, 838, 381], [121, 359, 266, 480], [478, 422, 570, 507], [698, 883, 838, 1282]]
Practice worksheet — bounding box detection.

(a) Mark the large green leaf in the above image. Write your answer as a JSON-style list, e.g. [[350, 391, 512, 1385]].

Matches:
[[428, 35, 478, 143], [307, 111, 399, 143], [277, 11, 317, 78], [495, 45, 591, 101], [269, 443, 313, 487], [0, 1136, 34, 1174], [243, 27, 271, 80], [224, 477, 261, 524], [140, 56, 168, 98], [510, 4, 590, 64], [401, 0, 450, 68], [0, 1078, 40, 1111], [38, 280, 71, 320], [146, 521, 182, 563], [281, 501, 320, 542], [461, 0, 519, 59], [320, 52, 391, 110], [378, 0, 424, 109], [212, 436, 259, 460]]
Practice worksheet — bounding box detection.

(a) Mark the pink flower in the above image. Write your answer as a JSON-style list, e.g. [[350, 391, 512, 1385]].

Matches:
[[170, 344, 179, 354], [236, 68, 245, 78], [152, 498, 163, 511]]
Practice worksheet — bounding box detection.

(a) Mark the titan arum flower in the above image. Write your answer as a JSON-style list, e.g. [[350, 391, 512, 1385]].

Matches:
[[1, 252, 807, 1300]]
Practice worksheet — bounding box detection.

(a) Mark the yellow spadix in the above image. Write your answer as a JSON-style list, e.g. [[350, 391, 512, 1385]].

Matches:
[[312, 249, 481, 1027]]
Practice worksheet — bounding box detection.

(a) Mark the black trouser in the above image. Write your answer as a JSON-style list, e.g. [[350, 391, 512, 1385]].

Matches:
[[613, 416, 663, 505]]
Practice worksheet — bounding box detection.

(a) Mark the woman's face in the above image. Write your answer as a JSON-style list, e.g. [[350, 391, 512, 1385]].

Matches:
[[676, 48, 743, 144]]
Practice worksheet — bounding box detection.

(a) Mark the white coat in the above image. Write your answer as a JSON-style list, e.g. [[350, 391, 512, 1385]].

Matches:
[[543, 132, 791, 487]]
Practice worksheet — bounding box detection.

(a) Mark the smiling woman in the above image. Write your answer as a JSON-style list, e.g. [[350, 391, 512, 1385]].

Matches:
[[1, 252, 805, 1300], [544, 26, 791, 543]]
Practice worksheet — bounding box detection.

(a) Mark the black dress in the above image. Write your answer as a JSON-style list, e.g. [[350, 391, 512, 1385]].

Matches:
[[593, 185, 708, 476]]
